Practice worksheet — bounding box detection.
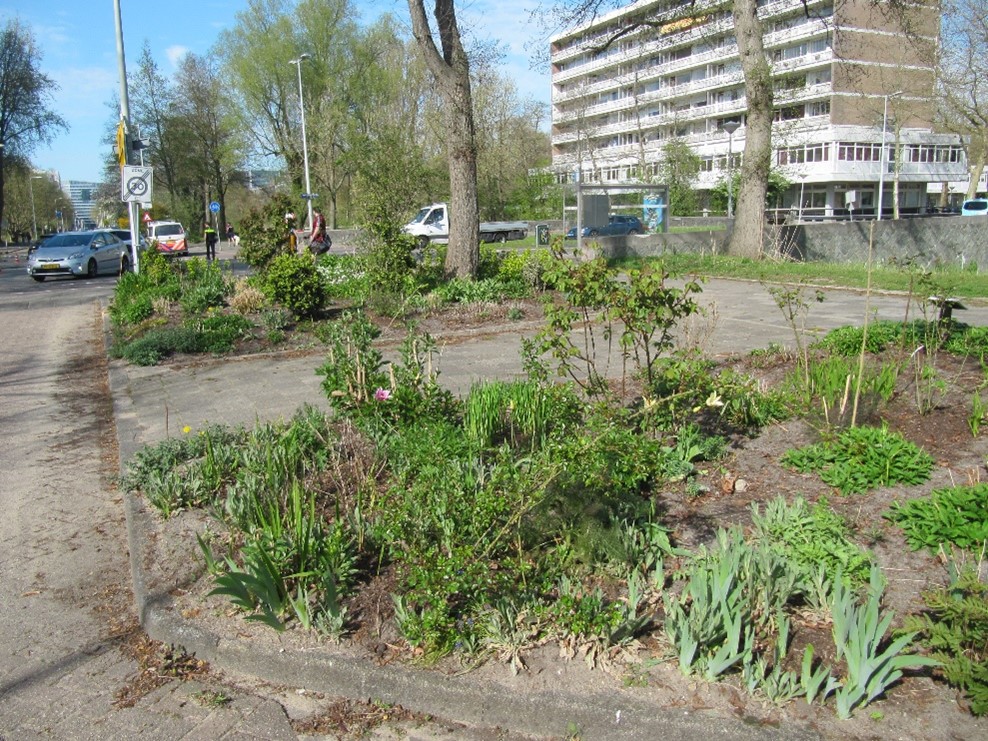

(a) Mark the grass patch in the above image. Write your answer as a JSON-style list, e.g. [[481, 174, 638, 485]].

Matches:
[[612, 254, 988, 299]]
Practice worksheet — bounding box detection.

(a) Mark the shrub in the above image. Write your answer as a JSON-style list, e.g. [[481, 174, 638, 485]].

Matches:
[[315, 254, 368, 300], [263, 253, 327, 318], [179, 259, 231, 314], [237, 192, 298, 269]]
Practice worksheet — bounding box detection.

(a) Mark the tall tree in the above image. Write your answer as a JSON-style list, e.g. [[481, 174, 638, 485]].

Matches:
[[0, 19, 67, 235], [937, 0, 988, 198], [172, 53, 247, 233], [130, 43, 182, 215], [407, 0, 481, 279]]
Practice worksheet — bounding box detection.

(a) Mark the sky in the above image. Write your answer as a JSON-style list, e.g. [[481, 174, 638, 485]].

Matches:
[[1, 0, 554, 184]]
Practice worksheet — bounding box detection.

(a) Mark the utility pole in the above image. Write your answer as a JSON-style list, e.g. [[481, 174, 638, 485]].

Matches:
[[113, 0, 140, 274]]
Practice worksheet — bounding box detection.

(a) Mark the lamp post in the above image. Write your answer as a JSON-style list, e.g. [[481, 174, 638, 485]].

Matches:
[[290, 53, 313, 232], [876, 91, 903, 222], [721, 120, 741, 218], [28, 174, 43, 240]]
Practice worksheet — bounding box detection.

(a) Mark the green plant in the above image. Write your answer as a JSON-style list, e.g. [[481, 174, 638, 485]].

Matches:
[[236, 192, 298, 269], [315, 253, 368, 300], [902, 568, 988, 715], [178, 257, 231, 314], [750, 496, 873, 586], [262, 252, 327, 318], [766, 282, 826, 388], [781, 424, 934, 495], [885, 483, 988, 553], [970, 391, 986, 437], [523, 248, 702, 397], [830, 566, 939, 719]]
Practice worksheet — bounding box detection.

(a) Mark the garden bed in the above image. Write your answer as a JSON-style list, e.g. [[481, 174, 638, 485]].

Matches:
[[115, 245, 988, 739]]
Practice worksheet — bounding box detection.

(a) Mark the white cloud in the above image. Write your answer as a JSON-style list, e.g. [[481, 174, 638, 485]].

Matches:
[[165, 45, 189, 67]]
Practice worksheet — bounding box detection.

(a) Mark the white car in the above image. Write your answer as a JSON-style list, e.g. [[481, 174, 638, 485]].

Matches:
[[146, 220, 188, 255], [26, 230, 128, 282]]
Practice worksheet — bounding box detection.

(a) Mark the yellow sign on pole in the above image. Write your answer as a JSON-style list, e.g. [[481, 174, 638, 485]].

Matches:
[[116, 121, 127, 167]]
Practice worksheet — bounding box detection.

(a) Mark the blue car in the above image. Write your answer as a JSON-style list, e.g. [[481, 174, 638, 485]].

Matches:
[[565, 214, 645, 239]]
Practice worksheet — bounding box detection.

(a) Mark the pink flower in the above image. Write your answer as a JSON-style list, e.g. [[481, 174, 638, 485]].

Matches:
[[374, 387, 392, 402]]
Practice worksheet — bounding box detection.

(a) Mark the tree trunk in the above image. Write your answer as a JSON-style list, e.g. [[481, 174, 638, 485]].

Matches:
[[728, 0, 773, 257], [407, 0, 479, 279]]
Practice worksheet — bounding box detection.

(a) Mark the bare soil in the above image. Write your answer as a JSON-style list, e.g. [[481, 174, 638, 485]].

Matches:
[[131, 300, 988, 740]]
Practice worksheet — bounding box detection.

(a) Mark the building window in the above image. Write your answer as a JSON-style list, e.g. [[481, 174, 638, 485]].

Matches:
[[808, 101, 830, 117], [837, 143, 881, 161]]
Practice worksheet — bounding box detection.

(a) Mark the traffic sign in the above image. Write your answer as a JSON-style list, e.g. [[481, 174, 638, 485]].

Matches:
[[121, 165, 153, 203], [209, 201, 220, 213], [142, 211, 152, 223]]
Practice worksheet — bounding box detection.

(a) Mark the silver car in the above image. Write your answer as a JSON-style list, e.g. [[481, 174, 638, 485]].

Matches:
[[27, 230, 127, 282]]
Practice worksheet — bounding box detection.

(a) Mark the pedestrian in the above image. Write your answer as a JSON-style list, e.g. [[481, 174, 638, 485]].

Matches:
[[204, 222, 218, 261], [308, 208, 330, 255], [225, 223, 235, 242]]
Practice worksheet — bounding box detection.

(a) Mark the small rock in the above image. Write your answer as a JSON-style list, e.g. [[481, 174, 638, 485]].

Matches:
[[734, 478, 748, 493]]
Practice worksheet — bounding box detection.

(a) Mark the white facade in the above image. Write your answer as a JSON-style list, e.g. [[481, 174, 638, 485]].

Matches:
[[549, 0, 968, 217]]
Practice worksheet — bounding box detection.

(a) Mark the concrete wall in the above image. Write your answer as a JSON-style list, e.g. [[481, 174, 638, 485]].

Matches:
[[596, 216, 988, 272]]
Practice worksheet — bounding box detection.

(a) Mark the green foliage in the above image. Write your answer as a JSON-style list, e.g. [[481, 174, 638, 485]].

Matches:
[[885, 483, 988, 553], [316, 313, 458, 431], [431, 276, 530, 304], [830, 567, 939, 719], [751, 496, 873, 585], [659, 138, 702, 216], [236, 193, 298, 269], [524, 248, 703, 396], [902, 569, 988, 716], [463, 379, 572, 451], [178, 258, 231, 314], [315, 253, 368, 300], [781, 425, 934, 495], [644, 351, 789, 434], [497, 248, 553, 292], [262, 252, 327, 318], [110, 248, 181, 327]]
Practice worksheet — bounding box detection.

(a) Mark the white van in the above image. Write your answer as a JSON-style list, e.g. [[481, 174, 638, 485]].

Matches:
[[147, 220, 188, 255]]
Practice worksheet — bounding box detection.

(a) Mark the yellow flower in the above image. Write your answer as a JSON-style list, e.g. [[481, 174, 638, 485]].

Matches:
[[182, 425, 192, 434], [705, 391, 724, 408], [642, 395, 657, 411]]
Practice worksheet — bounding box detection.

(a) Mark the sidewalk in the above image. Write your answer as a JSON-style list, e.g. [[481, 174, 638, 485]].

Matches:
[[109, 278, 988, 739]]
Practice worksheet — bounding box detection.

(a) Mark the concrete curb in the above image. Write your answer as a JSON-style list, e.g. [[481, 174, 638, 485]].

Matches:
[[105, 301, 812, 740]]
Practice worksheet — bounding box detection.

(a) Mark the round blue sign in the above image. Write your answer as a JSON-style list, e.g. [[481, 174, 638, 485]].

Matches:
[[209, 201, 220, 213]]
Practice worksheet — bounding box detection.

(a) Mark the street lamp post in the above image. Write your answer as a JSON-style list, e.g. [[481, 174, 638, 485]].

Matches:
[[721, 120, 741, 218], [290, 53, 314, 232], [876, 91, 903, 222], [28, 174, 43, 240]]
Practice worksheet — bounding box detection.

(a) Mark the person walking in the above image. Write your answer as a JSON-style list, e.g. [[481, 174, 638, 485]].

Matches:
[[204, 222, 218, 261], [308, 208, 330, 255], [225, 223, 235, 243]]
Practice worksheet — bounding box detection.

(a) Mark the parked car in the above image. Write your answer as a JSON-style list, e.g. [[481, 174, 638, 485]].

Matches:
[[960, 198, 988, 216], [26, 230, 127, 281], [102, 227, 148, 254], [146, 220, 188, 255], [565, 214, 646, 239]]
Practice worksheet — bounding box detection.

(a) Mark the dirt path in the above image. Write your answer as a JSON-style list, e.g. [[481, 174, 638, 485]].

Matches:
[[0, 293, 297, 738]]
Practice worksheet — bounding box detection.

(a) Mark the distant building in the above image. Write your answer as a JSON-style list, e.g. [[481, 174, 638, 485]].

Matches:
[[64, 181, 99, 229], [549, 0, 968, 217]]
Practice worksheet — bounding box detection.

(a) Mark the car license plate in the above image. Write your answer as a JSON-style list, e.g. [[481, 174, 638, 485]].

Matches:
[[41, 263, 60, 270]]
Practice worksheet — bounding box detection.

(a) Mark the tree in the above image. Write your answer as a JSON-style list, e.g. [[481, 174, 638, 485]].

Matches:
[[0, 19, 67, 236], [172, 52, 247, 234], [130, 44, 182, 216], [407, 0, 480, 279], [659, 138, 701, 216], [937, 0, 988, 198]]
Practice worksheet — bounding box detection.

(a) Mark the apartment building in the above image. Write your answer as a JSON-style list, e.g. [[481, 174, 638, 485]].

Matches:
[[549, 0, 968, 217]]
